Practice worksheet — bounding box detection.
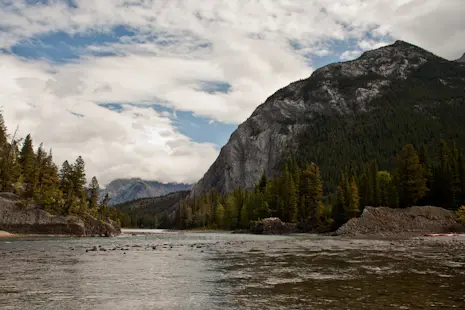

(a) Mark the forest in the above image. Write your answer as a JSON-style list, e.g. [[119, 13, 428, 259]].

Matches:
[[0, 112, 124, 225], [168, 140, 465, 231]]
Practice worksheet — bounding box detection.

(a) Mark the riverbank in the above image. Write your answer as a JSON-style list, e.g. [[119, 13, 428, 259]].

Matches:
[[0, 197, 120, 237], [0, 230, 15, 238]]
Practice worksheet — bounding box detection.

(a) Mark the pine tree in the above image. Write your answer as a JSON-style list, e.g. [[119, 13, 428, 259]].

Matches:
[[308, 163, 323, 228], [60, 160, 74, 214], [395, 144, 428, 207], [369, 160, 380, 207], [0, 112, 7, 147], [258, 170, 268, 193], [347, 175, 360, 219], [333, 172, 348, 227], [377, 171, 393, 207], [458, 152, 465, 205], [88, 176, 100, 217], [36, 150, 62, 212], [432, 140, 454, 209], [240, 203, 249, 228], [19, 134, 36, 198], [73, 156, 86, 195], [224, 194, 238, 229], [215, 203, 225, 228], [287, 175, 298, 223]]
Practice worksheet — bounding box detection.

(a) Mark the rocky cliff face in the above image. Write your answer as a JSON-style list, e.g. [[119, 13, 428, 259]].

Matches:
[[191, 40, 464, 195], [101, 178, 193, 205], [0, 197, 120, 236], [336, 206, 464, 237]]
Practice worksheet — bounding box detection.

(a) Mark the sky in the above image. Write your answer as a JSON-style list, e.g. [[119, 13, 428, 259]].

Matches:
[[1, 0, 464, 186]]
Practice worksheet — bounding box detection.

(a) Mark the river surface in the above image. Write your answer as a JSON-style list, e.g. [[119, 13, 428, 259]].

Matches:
[[1, 231, 464, 310]]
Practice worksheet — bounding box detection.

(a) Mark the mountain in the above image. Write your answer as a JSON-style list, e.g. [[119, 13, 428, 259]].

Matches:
[[101, 178, 193, 205], [113, 190, 190, 228], [191, 40, 465, 196], [456, 53, 465, 63]]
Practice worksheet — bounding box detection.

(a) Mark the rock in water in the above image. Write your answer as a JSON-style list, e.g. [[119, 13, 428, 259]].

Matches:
[[0, 197, 120, 237], [250, 218, 296, 235], [335, 206, 465, 237], [189, 41, 465, 196]]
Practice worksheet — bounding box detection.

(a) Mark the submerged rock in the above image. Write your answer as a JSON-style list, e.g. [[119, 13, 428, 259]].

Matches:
[[336, 206, 465, 237], [250, 217, 296, 235]]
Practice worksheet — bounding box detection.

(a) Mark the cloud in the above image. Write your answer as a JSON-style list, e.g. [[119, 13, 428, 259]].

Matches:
[[0, 54, 218, 184], [340, 50, 362, 61], [0, 0, 463, 185]]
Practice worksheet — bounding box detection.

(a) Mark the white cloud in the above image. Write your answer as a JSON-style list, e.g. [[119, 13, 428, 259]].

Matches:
[[340, 50, 362, 61], [1, 55, 218, 185], [0, 0, 464, 184]]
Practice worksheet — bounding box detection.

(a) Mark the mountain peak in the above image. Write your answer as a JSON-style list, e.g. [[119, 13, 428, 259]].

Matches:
[[190, 41, 465, 196]]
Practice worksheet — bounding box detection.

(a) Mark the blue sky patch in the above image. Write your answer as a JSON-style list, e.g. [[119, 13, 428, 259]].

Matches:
[[9, 25, 136, 62], [197, 81, 231, 94], [98, 102, 236, 148]]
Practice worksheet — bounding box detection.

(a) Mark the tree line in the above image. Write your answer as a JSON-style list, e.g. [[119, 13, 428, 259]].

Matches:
[[172, 140, 465, 231], [0, 112, 123, 224]]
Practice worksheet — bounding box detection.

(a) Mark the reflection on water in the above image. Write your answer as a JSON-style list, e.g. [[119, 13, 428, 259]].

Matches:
[[0, 233, 464, 309]]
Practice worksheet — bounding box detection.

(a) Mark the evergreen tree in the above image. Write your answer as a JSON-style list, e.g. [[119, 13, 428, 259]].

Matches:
[[37, 150, 62, 212], [395, 144, 428, 207], [258, 170, 268, 193], [347, 175, 360, 219], [333, 172, 348, 227], [369, 160, 380, 207], [19, 134, 36, 198], [239, 203, 249, 228], [377, 171, 393, 207], [73, 156, 86, 195], [215, 203, 225, 228], [89, 176, 100, 216], [224, 194, 238, 229], [0, 112, 7, 147], [308, 163, 323, 228]]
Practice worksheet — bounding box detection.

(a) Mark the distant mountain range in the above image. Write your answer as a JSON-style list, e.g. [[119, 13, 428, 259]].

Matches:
[[100, 178, 193, 205]]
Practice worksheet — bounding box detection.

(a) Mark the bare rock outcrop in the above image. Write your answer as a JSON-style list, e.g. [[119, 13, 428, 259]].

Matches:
[[189, 41, 448, 196], [336, 206, 465, 238], [250, 217, 296, 235], [0, 197, 120, 237]]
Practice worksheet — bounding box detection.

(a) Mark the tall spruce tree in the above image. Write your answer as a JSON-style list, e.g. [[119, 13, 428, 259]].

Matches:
[[308, 163, 323, 228], [89, 176, 100, 216], [333, 172, 348, 227], [395, 144, 428, 207], [19, 134, 36, 198]]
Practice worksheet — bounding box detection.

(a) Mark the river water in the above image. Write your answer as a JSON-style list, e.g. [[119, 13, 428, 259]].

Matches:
[[0, 231, 464, 310]]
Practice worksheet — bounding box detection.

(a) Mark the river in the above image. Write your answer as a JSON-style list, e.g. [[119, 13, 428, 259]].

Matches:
[[0, 231, 464, 309]]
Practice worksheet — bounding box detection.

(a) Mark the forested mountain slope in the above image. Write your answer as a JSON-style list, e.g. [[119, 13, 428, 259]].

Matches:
[[190, 40, 465, 195]]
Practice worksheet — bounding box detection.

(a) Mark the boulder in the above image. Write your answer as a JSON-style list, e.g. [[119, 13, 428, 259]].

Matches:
[[336, 206, 465, 238], [0, 197, 120, 237], [250, 217, 296, 235]]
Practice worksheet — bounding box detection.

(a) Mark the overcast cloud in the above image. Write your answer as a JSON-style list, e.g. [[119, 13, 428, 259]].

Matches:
[[1, 0, 463, 185]]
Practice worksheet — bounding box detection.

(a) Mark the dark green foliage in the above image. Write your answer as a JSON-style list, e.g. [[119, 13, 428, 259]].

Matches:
[[293, 58, 465, 192], [0, 111, 123, 226], [394, 144, 428, 207]]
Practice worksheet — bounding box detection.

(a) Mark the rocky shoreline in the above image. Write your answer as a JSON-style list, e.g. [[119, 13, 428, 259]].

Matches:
[[0, 197, 120, 237], [247, 206, 464, 238]]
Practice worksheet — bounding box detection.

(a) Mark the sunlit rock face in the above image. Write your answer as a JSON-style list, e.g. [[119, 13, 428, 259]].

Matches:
[[190, 41, 460, 195]]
